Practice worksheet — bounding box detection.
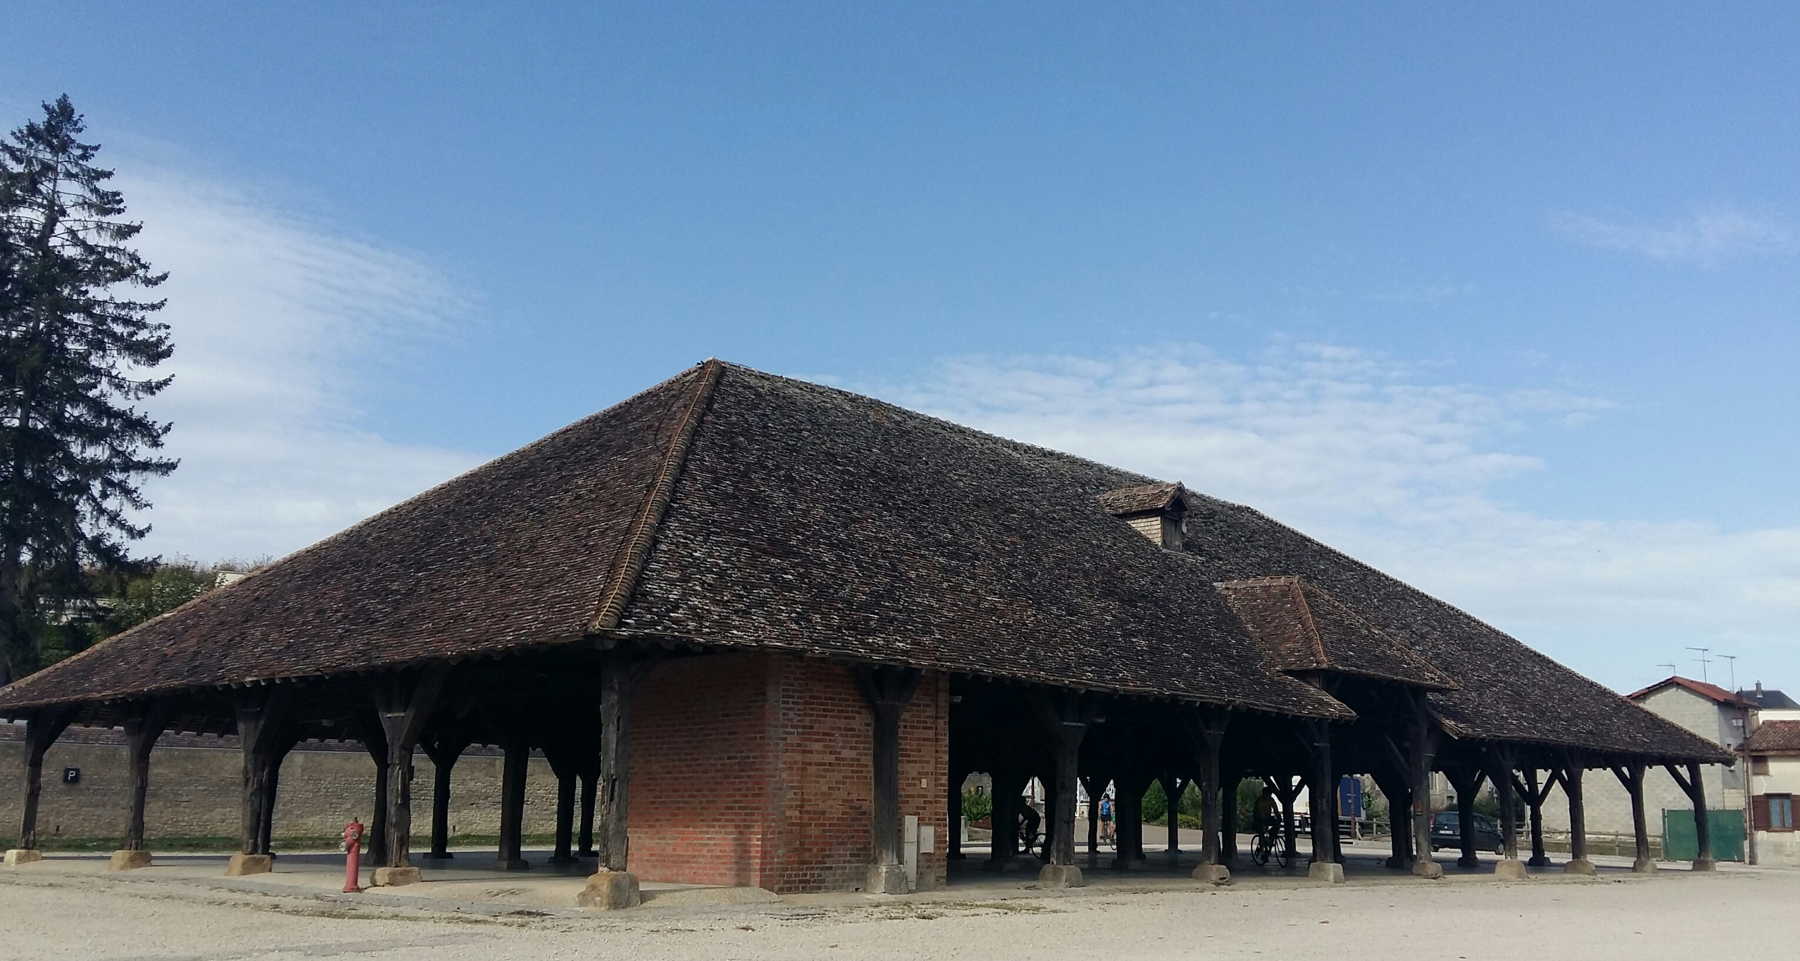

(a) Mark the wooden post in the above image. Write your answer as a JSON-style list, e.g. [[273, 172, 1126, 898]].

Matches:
[[1613, 762, 1652, 872], [228, 689, 291, 875], [580, 649, 654, 909], [1159, 773, 1184, 861], [1220, 775, 1240, 864], [1301, 720, 1340, 881], [497, 730, 529, 870], [1487, 749, 1523, 877], [858, 667, 922, 893], [578, 764, 599, 857], [1665, 761, 1716, 870], [421, 733, 469, 859], [1078, 773, 1108, 868], [1280, 776, 1301, 871], [1189, 710, 1230, 882], [1372, 772, 1410, 868], [10, 707, 75, 860], [1450, 767, 1486, 868], [948, 768, 966, 861], [1563, 755, 1595, 874], [1408, 696, 1442, 879], [371, 668, 447, 879], [120, 704, 168, 855]]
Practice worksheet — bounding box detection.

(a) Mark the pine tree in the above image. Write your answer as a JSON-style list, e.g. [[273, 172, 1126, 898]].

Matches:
[[0, 95, 176, 684]]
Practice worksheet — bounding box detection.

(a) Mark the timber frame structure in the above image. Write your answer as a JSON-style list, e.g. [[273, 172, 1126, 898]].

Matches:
[[0, 361, 1731, 899]]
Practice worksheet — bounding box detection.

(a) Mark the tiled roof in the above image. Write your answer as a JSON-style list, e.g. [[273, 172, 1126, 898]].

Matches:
[[1097, 482, 1185, 516], [1627, 676, 1751, 707], [1738, 687, 1800, 710], [0, 361, 1729, 761], [1215, 576, 1457, 690], [1743, 721, 1800, 753]]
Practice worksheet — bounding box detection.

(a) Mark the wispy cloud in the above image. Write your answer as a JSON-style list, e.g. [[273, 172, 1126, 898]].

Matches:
[[1551, 206, 1796, 266], [860, 344, 1800, 690], [119, 166, 485, 561]]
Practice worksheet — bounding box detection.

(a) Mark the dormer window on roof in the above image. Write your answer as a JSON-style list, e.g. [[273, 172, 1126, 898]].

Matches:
[[1098, 482, 1188, 550]]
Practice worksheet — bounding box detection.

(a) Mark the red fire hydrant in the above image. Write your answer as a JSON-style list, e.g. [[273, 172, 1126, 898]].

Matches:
[[342, 819, 364, 893]]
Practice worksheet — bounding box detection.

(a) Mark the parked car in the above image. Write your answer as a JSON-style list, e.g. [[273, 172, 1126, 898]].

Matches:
[[1429, 811, 1506, 854]]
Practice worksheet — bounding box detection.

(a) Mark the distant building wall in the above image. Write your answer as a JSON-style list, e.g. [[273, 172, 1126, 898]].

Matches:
[[1749, 708, 1800, 867]]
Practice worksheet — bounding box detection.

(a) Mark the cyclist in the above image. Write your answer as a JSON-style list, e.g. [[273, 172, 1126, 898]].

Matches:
[[1098, 792, 1115, 845]]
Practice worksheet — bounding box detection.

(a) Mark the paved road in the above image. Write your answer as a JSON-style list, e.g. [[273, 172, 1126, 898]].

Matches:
[[1, 861, 1795, 960]]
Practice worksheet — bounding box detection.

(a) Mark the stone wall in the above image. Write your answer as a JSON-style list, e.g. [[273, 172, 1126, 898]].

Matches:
[[0, 729, 562, 845]]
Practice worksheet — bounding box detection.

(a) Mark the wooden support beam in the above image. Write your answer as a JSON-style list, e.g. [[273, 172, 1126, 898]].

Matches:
[[1301, 720, 1334, 866], [14, 707, 76, 853], [1220, 774, 1240, 864], [542, 735, 579, 865], [121, 702, 170, 853], [595, 650, 655, 876], [372, 666, 449, 870], [1563, 753, 1594, 873], [1615, 761, 1652, 871], [578, 766, 599, 858], [233, 689, 292, 858], [1078, 773, 1109, 868], [1447, 766, 1483, 868], [497, 728, 530, 869], [859, 666, 923, 891], [421, 732, 472, 859], [1407, 694, 1442, 878], [1188, 709, 1230, 881], [1665, 761, 1714, 868], [1486, 748, 1521, 864]]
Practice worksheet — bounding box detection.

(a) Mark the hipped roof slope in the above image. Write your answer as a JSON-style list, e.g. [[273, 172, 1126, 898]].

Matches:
[[1215, 576, 1457, 690], [0, 361, 1346, 720]]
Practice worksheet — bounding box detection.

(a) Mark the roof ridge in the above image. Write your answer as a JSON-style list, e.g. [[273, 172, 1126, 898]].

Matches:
[[589, 360, 725, 632], [1289, 578, 1332, 668]]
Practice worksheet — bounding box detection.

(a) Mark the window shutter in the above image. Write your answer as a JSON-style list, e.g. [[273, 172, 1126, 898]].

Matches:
[[1751, 795, 1770, 831]]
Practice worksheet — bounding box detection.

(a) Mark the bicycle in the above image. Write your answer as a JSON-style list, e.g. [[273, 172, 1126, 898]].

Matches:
[[1250, 825, 1292, 868]]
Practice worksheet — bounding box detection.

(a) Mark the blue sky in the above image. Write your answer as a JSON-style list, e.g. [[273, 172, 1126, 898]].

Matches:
[[5, 2, 1797, 691]]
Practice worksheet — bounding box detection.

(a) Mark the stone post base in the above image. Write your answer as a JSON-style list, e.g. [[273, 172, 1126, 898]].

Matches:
[[224, 854, 273, 876], [1563, 858, 1597, 876], [1307, 861, 1345, 884], [576, 870, 642, 910], [1384, 856, 1407, 870], [496, 857, 531, 871], [3, 849, 43, 867], [1493, 858, 1527, 880], [1113, 855, 1150, 872], [108, 849, 153, 872], [1526, 855, 1551, 867], [1411, 859, 1444, 879], [1192, 862, 1231, 885], [1691, 858, 1716, 872], [1631, 857, 1656, 873], [1456, 854, 1480, 868], [1038, 864, 1085, 888], [867, 863, 908, 894], [372, 866, 422, 887]]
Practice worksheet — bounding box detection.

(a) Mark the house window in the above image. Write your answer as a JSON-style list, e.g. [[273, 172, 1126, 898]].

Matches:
[[1751, 756, 1771, 776], [1772, 795, 1795, 831]]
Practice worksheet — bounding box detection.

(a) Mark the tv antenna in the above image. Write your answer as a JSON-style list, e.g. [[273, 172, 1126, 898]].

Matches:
[[1718, 654, 1737, 692], [1686, 647, 1712, 683], [1656, 663, 1677, 677]]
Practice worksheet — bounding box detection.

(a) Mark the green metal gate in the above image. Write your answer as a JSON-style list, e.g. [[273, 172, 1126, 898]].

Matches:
[[1662, 808, 1745, 861]]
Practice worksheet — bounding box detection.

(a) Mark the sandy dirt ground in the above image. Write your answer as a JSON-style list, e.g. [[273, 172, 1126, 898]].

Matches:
[[1, 862, 1795, 961]]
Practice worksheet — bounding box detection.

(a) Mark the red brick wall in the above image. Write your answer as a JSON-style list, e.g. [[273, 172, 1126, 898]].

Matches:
[[627, 652, 948, 894]]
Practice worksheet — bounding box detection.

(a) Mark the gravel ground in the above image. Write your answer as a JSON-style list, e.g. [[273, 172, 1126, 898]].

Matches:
[[1, 865, 1794, 961]]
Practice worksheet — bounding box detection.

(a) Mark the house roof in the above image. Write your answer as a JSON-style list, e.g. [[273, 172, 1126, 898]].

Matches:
[[1627, 676, 1751, 708], [0, 361, 1729, 761], [1215, 576, 1457, 690], [1737, 687, 1800, 710], [1743, 721, 1800, 754]]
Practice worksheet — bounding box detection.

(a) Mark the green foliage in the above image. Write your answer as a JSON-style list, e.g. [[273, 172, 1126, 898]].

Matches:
[[110, 561, 216, 633], [1141, 780, 1169, 824], [0, 94, 176, 684], [961, 787, 992, 825]]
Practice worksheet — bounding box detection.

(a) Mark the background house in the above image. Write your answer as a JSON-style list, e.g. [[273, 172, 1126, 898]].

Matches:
[[1743, 699, 1800, 866]]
